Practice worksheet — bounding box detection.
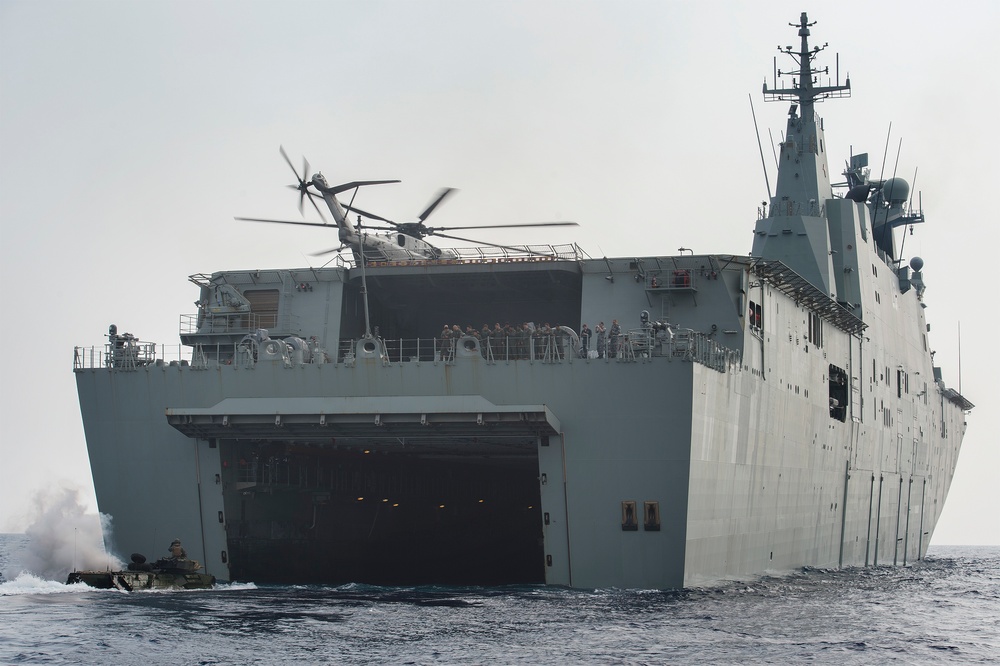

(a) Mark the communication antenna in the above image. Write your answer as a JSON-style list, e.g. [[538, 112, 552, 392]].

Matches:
[[877, 123, 892, 186], [874, 123, 892, 249], [749, 94, 772, 200], [958, 321, 963, 396], [898, 165, 919, 262], [907, 166, 919, 212], [889, 137, 903, 259]]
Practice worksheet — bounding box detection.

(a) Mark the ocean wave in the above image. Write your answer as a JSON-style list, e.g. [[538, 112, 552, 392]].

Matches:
[[213, 581, 259, 591], [0, 573, 258, 596]]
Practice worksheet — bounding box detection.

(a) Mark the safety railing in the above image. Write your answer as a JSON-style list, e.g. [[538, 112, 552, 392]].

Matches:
[[73, 343, 194, 370], [334, 243, 586, 268], [179, 312, 302, 337], [75, 329, 740, 373], [338, 332, 740, 370]]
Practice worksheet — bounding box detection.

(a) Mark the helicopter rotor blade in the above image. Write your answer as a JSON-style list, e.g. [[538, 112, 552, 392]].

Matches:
[[326, 180, 401, 195], [310, 244, 348, 257], [285, 185, 321, 212], [427, 230, 551, 256], [279, 146, 302, 185], [279, 146, 325, 220], [342, 203, 396, 225], [297, 156, 312, 215], [418, 187, 457, 222], [306, 189, 328, 223], [235, 217, 336, 229], [425, 221, 578, 233], [341, 189, 396, 232]]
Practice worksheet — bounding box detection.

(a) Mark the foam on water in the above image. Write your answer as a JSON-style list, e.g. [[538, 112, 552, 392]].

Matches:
[[0, 572, 258, 597], [0, 572, 107, 596], [215, 581, 258, 591]]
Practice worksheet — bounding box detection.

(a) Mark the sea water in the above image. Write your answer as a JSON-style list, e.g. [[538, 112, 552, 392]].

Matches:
[[1, 534, 997, 664]]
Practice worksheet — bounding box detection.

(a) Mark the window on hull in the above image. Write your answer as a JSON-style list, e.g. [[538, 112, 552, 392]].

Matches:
[[807, 313, 823, 347], [829, 364, 848, 422], [748, 300, 763, 331]]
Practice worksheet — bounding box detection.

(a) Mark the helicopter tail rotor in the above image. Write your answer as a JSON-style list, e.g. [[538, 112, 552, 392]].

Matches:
[[280, 145, 328, 223]]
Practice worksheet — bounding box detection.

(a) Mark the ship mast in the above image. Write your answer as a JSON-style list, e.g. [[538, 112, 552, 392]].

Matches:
[[752, 13, 851, 297], [762, 12, 851, 210], [764, 12, 851, 123]]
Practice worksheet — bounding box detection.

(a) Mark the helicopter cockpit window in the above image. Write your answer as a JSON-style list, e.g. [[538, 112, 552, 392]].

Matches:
[[397, 234, 407, 247]]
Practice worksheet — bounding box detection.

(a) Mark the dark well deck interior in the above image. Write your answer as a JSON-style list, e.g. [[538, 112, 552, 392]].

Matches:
[[171, 405, 560, 585], [218, 437, 544, 585]]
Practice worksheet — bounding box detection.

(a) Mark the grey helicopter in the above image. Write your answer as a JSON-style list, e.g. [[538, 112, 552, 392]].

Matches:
[[237, 147, 577, 264]]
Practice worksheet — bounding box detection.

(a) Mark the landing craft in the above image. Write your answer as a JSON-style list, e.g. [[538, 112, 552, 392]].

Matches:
[[236, 146, 577, 263]]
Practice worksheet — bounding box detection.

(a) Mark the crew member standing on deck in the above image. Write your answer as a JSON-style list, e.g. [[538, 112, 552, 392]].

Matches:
[[608, 320, 621, 358], [580, 324, 591, 357]]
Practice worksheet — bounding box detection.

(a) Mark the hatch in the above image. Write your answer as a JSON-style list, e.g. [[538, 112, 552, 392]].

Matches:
[[166, 397, 560, 585]]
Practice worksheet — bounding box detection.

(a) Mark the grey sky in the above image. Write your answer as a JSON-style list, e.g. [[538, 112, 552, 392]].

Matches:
[[1, 0, 996, 545]]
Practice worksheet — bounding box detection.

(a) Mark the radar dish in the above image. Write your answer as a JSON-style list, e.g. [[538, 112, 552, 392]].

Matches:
[[909, 256, 924, 271], [882, 177, 910, 204]]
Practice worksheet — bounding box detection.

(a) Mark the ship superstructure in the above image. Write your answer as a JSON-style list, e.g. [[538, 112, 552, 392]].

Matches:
[[73, 14, 971, 588]]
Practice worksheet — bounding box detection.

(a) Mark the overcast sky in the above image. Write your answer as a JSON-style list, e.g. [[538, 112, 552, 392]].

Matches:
[[1, 0, 997, 545]]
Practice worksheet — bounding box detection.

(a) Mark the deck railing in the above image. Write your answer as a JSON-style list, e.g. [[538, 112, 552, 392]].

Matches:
[[74, 328, 740, 373], [73, 342, 193, 370], [337, 330, 740, 371], [179, 312, 302, 336], [334, 243, 586, 268]]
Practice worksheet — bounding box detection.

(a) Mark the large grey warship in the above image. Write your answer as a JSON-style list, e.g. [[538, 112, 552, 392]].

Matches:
[[74, 14, 972, 588]]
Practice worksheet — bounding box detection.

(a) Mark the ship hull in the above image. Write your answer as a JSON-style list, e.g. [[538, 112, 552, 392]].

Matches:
[[73, 15, 971, 590], [76, 296, 967, 588]]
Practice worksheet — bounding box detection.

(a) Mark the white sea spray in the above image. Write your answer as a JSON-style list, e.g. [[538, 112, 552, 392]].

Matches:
[[1, 487, 123, 582]]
